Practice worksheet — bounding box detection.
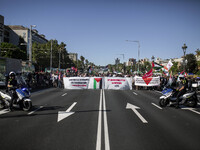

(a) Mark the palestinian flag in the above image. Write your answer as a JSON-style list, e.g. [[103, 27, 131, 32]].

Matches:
[[94, 78, 102, 89], [153, 62, 164, 70], [180, 71, 188, 77]]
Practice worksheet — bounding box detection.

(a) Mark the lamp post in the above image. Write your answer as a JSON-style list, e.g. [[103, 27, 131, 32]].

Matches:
[[29, 25, 36, 66], [58, 47, 62, 71], [182, 43, 187, 71], [50, 40, 53, 71], [119, 54, 125, 73], [126, 40, 140, 72]]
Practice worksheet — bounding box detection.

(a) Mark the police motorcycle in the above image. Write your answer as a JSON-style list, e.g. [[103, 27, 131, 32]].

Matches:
[[159, 83, 199, 108], [0, 73, 32, 111]]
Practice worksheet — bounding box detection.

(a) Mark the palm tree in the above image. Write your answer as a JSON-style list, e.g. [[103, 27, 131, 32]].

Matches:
[[80, 56, 85, 70], [195, 48, 200, 56], [151, 55, 155, 62]]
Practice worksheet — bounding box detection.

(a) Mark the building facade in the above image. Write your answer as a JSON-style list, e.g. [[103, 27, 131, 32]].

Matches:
[[6, 25, 48, 56], [68, 53, 78, 62], [126, 58, 136, 66], [115, 58, 120, 65]]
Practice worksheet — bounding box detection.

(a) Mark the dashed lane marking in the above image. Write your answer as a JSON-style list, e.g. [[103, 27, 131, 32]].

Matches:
[[155, 90, 162, 94], [133, 92, 138, 95], [61, 93, 67, 96], [151, 103, 163, 110], [28, 106, 44, 115], [0, 109, 10, 115]]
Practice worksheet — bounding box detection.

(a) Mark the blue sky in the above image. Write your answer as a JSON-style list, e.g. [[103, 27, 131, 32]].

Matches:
[[1, 0, 200, 66]]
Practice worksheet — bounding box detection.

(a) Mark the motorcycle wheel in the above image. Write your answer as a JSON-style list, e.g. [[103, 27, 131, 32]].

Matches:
[[186, 100, 197, 108], [159, 98, 168, 107], [0, 100, 5, 109], [22, 100, 32, 111]]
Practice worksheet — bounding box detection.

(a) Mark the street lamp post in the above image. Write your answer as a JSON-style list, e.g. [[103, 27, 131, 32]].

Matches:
[[182, 43, 187, 71], [50, 40, 53, 71], [29, 25, 36, 66], [126, 40, 140, 72], [58, 48, 62, 71]]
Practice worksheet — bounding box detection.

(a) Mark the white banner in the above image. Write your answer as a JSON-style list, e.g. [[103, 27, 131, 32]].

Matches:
[[104, 77, 132, 90], [134, 76, 160, 86], [63, 77, 90, 89]]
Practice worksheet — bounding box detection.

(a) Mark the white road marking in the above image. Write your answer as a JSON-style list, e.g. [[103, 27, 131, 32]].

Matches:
[[28, 106, 44, 115], [151, 103, 162, 110], [0, 109, 10, 115], [61, 93, 67, 96], [181, 107, 200, 115], [126, 103, 148, 123], [57, 102, 77, 122], [96, 89, 103, 150], [133, 92, 138, 95], [155, 90, 162, 94], [103, 89, 110, 150]]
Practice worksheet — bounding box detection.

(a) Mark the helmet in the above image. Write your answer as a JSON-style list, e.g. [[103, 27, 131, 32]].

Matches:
[[9, 71, 16, 77]]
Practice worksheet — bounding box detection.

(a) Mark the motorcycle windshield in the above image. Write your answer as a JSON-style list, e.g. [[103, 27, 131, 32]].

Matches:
[[162, 88, 173, 95]]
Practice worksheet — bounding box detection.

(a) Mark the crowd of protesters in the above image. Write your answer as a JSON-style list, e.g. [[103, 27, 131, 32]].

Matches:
[[6, 71, 199, 92]]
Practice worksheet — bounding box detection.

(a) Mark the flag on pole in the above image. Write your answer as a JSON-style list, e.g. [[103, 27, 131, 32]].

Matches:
[[180, 71, 188, 77], [166, 60, 173, 70], [153, 62, 164, 70]]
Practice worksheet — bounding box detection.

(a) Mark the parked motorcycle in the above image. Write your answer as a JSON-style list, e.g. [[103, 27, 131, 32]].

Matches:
[[0, 86, 32, 111], [159, 83, 199, 108]]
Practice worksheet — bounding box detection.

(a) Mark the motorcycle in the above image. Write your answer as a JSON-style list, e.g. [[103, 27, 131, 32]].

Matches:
[[0, 86, 32, 111], [159, 83, 199, 108]]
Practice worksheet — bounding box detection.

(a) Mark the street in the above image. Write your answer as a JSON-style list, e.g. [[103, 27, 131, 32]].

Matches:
[[0, 88, 200, 150]]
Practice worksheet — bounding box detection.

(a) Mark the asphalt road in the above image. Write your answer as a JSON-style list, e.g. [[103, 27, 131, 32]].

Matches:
[[0, 88, 200, 150]]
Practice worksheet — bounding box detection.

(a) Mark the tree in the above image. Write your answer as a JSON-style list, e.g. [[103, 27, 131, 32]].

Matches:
[[85, 59, 89, 67], [170, 61, 179, 74], [195, 48, 200, 56], [140, 61, 151, 73], [32, 40, 74, 71], [80, 56, 85, 70], [185, 53, 198, 73], [151, 55, 155, 61], [0, 42, 27, 60]]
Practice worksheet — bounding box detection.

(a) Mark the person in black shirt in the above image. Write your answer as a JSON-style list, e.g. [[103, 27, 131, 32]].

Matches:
[[7, 71, 18, 111], [176, 75, 188, 108]]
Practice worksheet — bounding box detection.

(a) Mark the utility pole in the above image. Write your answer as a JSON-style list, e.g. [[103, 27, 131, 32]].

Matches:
[[126, 40, 140, 72], [29, 25, 36, 66], [50, 40, 52, 71], [59, 48, 61, 71]]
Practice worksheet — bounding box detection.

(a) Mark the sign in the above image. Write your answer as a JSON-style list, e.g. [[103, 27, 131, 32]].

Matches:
[[104, 77, 132, 90], [134, 76, 160, 86], [63, 77, 90, 89]]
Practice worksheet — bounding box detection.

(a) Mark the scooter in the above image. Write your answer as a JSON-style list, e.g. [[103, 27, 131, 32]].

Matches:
[[0, 86, 32, 111], [159, 83, 199, 108]]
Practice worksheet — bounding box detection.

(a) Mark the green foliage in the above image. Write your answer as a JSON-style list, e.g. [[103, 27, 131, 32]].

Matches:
[[170, 61, 179, 74], [140, 61, 151, 73], [195, 48, 200, 56], [185, 53, 198, 73], [32, 40, 74, 71], [0, 42, 27, 60]]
